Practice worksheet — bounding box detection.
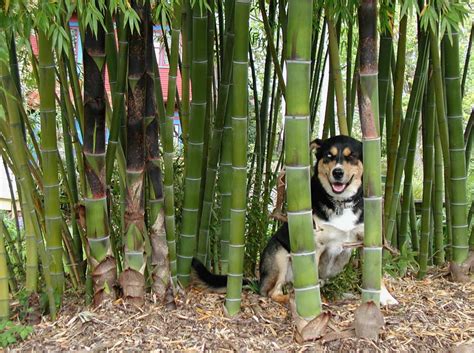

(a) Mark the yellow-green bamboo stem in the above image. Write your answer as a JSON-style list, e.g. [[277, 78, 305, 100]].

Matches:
[[284, 0, 321, 319], [224, 0, 250, 316], [38, 26, 64, 298]]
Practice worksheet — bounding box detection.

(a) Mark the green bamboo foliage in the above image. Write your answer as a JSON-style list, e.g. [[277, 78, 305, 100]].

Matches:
[[177, 4, 208, 285], [161, 1, 183, 283], [284, 0, 321, 319], [442, 23, 469, 265], [83, 20, 117, 305], [418, 75, 435, 278], [38, 23, 64, 297], [197, 2, 235, 264], [120, 0, 150, 305], [0, 214, 9, 320], [358, 0, 383, 305], [224, 0, 250, 317]]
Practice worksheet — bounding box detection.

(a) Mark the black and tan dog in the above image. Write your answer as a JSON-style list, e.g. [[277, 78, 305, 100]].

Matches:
[[192, 135, 397, 305]]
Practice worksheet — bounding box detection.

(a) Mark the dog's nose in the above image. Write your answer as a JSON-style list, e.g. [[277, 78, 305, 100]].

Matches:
[[332, 168, 344, 180]]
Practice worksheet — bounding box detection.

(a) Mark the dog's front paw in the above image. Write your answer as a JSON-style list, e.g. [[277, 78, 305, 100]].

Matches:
[[380, 285, 398, 306]]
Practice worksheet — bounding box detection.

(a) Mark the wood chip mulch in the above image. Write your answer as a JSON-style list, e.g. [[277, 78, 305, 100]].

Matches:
[[12, 270, 473, 352]]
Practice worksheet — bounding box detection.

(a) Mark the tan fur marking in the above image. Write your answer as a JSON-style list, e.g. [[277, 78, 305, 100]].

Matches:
[[343, 147, 351, 156], [330, 146, 338, 156], [317, 159, 334, 191]]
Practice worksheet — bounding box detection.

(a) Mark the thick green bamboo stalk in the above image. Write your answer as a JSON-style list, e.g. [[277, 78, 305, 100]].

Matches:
[[442, 22, 469, 265], [120, 0, 150, 305], [38, 25, 64, 298], [181, 0, 192, 150], [0, 214, 9, 320], [384, 12, 407, 234], [358, 0, 383, 305], [418, 73, 435, 279], [433, 123, 445, 265], [283, 0, 321, 320], [197, 3, 235, 264], [177, 4, 208, 285], [83, 19, 117, 305], [224, 0, 250, 316], [326, 8, 348, 135], [386, 36, 429, 244]]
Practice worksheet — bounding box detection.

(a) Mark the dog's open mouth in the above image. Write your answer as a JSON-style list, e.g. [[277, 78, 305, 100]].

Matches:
[[331, 182, 346, 193], [330, 175, 354, 194]]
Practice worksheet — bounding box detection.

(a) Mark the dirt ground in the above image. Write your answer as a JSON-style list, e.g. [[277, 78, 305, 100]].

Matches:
[[12, 269, 474, 352]]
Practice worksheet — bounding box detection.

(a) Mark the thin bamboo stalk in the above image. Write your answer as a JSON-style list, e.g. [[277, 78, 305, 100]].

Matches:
[[384, 12, 407, 235], [433, 123, 445, 265], [197, 2, 235, 264], [0, 214, 9, 320], [398, 116, 420, 250], [326, 8, 348, 135], [461, 22, 473, 97], [418, 70, 435, 279], [386, 35, 429, 244]]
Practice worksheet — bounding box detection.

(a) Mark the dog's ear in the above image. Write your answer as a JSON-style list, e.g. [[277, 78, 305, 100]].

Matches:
[[310, 138, 323, 151]]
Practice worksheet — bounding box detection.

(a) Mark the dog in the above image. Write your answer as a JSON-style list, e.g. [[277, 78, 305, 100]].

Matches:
[[192, 135, 398, 305]]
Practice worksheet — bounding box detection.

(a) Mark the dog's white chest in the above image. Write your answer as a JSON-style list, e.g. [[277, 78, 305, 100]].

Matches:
[[326, 208, 359, 232]]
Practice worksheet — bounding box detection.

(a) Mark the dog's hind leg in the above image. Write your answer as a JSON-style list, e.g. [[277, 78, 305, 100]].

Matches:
[[267, 250, 291, 303]]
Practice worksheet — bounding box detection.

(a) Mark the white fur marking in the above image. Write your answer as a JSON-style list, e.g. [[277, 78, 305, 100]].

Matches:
[[324, 208, 359, 232], [380, 283, 399, 306]]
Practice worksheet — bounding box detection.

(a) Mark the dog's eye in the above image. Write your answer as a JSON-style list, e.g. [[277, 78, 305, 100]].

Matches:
[[326, 153, 333, 159]]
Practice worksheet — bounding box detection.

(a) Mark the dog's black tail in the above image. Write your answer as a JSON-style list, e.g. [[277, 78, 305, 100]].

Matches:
[[191, 258, 252, 291]]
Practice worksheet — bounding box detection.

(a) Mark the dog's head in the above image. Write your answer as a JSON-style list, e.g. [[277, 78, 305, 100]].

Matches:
[[312, 135, 363, 200]]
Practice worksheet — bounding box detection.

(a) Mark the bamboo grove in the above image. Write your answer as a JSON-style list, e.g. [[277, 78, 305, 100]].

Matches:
[[0, 0, 472, 327]]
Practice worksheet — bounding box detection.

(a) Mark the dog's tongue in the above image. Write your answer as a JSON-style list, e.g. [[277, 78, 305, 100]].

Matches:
[[332, 183, 346, 193]]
